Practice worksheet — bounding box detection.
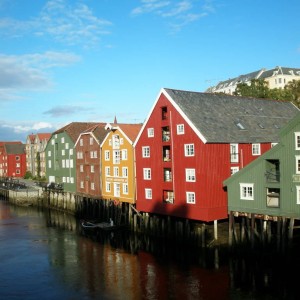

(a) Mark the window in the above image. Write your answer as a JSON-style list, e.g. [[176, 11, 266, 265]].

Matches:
[[91, 182, 95, 190], [266, 188, 280, 207], [142, 146, 150, 158], [113, 150, 121, 164], [105, 166, 110, 176], [113, 167, 119, 177], [143, 168, 151, 180], [164, 190, 174, 203], [112, 135, 120, 149], [296, 156, 300, 174], [61, 137, 65, 143], [230, 144, 238, 163], [80, 165, 83, 172], [122, 149, 127, 160], [185, 169, 196, 182], [114, 183, 120, 197], [69, 149, 73, 155], [62, 149, 65, 156], [240, 183, 254, 200], [271, 143, 277, 148], [106, 182, 111, 192], [184, 144, 194, 156], [15, 156, 20, 161], [148, 128, 154, 137], [90, 165, 94, 173], [122, 167, 128, 178], [48, 150, 51, 157], [252, 143, 261, 156], [164, 168, 172, 181], [177, 124, 184, 135], [80, 139, 83, 146], [123, 183, 128, 194], [62, 160, 65, 168], [80, 181, 84, 188], [65, 143, 69, 149], [295, 132, 300, 150], [186, 192, 195, 204], [231, 167, 239, 175], [90, 137, 93, 145], [145, 188, 152, 199], [297, 186, 300, 205], [104, 150, 110, 161]]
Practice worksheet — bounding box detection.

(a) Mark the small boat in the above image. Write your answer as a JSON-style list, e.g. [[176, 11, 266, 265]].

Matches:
[[81, 219, 126, 232]]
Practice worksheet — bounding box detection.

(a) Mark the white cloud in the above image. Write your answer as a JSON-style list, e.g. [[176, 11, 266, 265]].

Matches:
[[0, 52, 80, 102], [0, 0, 112, 48], [131, 0, 215, 31]]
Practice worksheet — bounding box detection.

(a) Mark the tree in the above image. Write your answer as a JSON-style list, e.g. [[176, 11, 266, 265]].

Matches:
[[234, 79, 269, 98], [284, 80, 300, 107]]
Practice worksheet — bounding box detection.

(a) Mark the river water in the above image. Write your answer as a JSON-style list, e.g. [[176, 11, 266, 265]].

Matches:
[[0, 201, 299, 300]]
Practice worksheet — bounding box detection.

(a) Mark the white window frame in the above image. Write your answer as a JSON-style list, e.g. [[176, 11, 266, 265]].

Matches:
[[295, 132, 300, 150], [147, 128, 154, 137], [113, 166, 119, 177], [142, 146, 150, 158], [106, 182, 111, 192], [122, 167, 128, 178], [296, 186, 300, 204], [113, 150, 121, 164], [90, 165, 94, 173], [123, 183, 128, 195], [231, 167, 239, 175], [104, 150, 110, 161], [122, 149, 128, 160], [145, 188, 152, 199], [230, 144, 239, 163], [143, 168, 151, 180], [184, 144, 194, 157], [177, 124, 184, 135], [240, 183, 254, 200], [105, 166, 110, 176], [296, 156, 300, 174], [252, 143, 261, 156], [186, 192, 195, 204], [185, 169, 196, 182]]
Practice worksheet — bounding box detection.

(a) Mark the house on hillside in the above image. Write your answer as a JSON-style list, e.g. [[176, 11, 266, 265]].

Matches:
[[0, 143, 26, 178], [133, 88, 299, 224], [74, 123, 107, 198], [45, 122, 98, 192], [206, 66, 300, 95], [101, 122, 142, 204], [25, 133, 51, 178], [223, 112, 300, 243]]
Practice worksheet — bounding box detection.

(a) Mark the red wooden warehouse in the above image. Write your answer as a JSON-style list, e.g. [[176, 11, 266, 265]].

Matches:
[[0, 142, 26, 178], [134, 88, 299, 222]]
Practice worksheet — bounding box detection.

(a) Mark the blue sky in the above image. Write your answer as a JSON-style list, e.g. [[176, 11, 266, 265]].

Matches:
[[0, 0, 299, 142]]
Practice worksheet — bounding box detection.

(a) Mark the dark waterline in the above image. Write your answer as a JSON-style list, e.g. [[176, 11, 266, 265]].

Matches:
[[0, 201, 299, 300]]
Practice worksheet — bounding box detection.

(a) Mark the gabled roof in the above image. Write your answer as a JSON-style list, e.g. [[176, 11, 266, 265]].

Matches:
[[104, 123, 143, 145], [141, 88, 299, 144], [53, 122, 99, 143], [75, 123, 107, 146], [36, 133, 52, 141], [4, 143, 25, 155]]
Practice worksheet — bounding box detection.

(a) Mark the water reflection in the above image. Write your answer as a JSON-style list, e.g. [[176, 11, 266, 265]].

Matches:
[[0, 201, 299, 299]]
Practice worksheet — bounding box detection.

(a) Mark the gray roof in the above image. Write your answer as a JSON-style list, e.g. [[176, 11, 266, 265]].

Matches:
[[164, 88, 300, 143], [4, 143, 25, 154]]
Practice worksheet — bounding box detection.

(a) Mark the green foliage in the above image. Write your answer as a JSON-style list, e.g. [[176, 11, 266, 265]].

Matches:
[[234, 79, 300, 108], [24, 171, 33, 179]]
